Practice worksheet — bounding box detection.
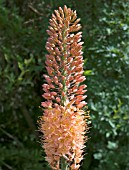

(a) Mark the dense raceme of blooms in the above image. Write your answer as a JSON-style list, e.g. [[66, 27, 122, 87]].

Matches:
[[39, 5, 89, 170]]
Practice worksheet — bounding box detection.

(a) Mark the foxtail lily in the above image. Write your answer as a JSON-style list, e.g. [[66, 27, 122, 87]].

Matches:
[[39, 5, 89, 170]]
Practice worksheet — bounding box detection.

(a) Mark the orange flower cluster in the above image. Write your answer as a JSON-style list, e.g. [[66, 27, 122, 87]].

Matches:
[[39, 5, 89, 170]]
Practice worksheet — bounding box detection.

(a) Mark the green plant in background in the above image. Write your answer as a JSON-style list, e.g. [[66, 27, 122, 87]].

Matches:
[[0, 0, 129, 169]]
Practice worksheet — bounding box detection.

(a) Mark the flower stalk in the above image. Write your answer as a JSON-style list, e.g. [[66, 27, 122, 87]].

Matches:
[[39, 5, 89, 170]]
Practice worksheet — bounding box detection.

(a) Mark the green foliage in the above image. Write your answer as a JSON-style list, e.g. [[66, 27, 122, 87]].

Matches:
[[0, 146, 46, 170], [82, 0, 129, 169], [0, 0, 129, 169]]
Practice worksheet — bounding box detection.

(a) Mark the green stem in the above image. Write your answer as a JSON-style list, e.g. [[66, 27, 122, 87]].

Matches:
[[60, 27, 69, 170], [60, 157, 69, 170], [61, 26, 67, 106]]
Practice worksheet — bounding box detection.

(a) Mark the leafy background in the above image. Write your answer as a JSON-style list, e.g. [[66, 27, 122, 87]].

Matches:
[[0, 0, 129, 169]]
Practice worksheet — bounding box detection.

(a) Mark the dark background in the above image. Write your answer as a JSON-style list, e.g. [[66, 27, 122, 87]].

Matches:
[[0, 0, 129, 169]]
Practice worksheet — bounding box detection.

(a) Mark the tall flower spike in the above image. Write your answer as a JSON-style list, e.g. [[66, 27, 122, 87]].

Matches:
[[39, 5, 89, 170]]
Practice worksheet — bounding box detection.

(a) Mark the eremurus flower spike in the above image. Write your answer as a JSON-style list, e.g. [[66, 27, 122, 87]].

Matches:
[[39, 5, 89, 170]]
